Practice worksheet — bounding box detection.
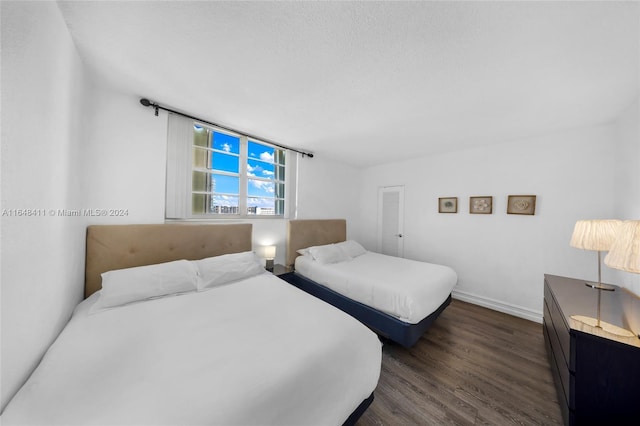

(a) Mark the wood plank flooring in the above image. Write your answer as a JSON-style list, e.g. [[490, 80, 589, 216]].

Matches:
[[357, 299, 564, 425]]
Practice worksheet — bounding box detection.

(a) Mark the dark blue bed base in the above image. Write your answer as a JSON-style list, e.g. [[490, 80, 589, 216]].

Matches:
[[343, 392, 374, 426], [280, 272, 452, 348]]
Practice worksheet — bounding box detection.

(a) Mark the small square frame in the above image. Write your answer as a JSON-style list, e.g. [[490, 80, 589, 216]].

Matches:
[[470, 196, 493, 214], [507, 195, 536, 215], [438, 197, 458, 213]]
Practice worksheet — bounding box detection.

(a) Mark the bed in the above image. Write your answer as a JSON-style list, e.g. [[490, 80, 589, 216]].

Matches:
[[2, 224, 381, 425], [284, 219, 457, 348]]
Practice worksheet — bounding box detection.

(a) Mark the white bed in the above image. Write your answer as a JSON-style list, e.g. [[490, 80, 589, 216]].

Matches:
[[1, 224, 381, 425], [295, 251, 457, 324], [285, 219, 457, 347]]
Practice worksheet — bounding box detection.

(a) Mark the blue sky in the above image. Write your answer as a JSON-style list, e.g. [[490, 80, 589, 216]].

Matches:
[[209, 134, 281, 199]]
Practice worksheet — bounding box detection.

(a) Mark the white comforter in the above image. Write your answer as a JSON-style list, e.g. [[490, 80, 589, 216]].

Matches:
[[2, 273, 381, 425], [295, 252, 457, 324]]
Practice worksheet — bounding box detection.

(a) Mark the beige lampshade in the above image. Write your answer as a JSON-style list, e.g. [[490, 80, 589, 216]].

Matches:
[[604, 220, 640, 273], [263, 245, 276, 260], [570, 220, 621, 251]]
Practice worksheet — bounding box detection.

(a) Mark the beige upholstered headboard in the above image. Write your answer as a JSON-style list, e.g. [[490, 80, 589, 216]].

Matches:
[[286, 219, 347, 267], [85, 223, 252, 298]]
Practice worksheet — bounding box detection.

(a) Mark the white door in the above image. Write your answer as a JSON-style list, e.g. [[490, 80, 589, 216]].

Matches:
[[377, 185, 404, 257]]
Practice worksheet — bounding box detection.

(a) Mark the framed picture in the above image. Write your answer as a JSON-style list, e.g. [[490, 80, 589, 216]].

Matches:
[[470, 196, 493, 214], [507, 195, 536, 215], [438, 197, 458, 213]]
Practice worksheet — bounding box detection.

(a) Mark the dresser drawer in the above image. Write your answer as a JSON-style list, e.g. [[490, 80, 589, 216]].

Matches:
[[544, 280, 571, 370], [544, 301, 570, 407]]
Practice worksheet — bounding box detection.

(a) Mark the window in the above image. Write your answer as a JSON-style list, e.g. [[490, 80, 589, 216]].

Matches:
[[166, 114, 294, 219]]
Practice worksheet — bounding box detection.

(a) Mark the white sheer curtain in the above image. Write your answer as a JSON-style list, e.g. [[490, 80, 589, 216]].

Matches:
[[285, 151, 298, 219], [165, 113, 193, 219]]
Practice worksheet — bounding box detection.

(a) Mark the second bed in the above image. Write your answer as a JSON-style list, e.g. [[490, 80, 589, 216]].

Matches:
[[284, 219, 457, 348]]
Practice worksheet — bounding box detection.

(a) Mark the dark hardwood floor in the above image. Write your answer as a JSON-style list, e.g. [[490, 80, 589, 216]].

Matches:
[[357, 299, 563, 425]]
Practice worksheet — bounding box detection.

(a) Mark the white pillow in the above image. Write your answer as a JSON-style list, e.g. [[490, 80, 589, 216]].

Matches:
[[308, 244, 351, 264], [96, 259, 198, 310], [194, 251, 264, 291], [297, 248, 311, 256], [336, 240, 367, 258]]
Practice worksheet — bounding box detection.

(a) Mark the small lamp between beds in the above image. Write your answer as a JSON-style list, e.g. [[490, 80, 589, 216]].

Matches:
[[262, 245, 277, 272]]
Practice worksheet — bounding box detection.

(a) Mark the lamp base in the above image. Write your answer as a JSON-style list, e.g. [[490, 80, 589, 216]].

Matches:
[[570, 315, 638, 344], [265, 258, 274, 272], [584, 282, 615, 291]]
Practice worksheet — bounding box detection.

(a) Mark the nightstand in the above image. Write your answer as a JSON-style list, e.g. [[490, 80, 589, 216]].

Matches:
[[270, 264, 293, 277]]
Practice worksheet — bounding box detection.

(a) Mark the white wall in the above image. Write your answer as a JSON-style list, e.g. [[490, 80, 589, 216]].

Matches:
[[81, 87, 167, 224], [354, 125, 619, 322], [296, 155, 362, 231], [1, 2, 90, 411], [612, 98, 640, 294]]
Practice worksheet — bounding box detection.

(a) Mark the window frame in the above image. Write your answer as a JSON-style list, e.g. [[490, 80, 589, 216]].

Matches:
[[188, 121, 290, 219]]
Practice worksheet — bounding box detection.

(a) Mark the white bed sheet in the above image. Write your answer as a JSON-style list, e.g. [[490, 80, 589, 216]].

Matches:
[[295, 252, 457, 324], [2, 273, 381, 425]]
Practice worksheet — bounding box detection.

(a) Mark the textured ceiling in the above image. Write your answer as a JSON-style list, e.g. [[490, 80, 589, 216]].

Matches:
[[58, 1, 639, 167]]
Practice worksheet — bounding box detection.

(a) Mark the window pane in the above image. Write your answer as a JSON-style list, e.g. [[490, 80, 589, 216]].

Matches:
[[247, 159, 275, 180], [193, 147, 209, 169], [275, 199, 285, 215], [212, 152, 239, 173], [274, 149, 286, 166], [275, 165, 285, 181], [212, 174, 239, 195], [192, 171, 212, 192], [275, 183, 285, 198], [248, 178, 275, 197], [247, 197, 275, 215], [211, 195, 239, 214], [193, 172, 239, 194], [248, 141, 275, 163], [192, 193, 210, 214], [193, 125, 208, 147], [212, 132, 240, 154]]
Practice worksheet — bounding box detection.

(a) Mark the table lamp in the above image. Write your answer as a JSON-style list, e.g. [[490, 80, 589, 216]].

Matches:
[[263, 245, 276, 271], [605, 220, 640, 274], [569, 219, 621, 328], [604, 220, 640, 339]]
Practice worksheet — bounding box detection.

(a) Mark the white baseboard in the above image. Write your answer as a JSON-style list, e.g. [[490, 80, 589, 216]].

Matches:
[[452, 289, 543, 324]]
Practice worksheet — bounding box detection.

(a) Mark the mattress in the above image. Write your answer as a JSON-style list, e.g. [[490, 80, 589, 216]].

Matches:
[[295, 252, 457, 324], [2, 273, 381, 425]]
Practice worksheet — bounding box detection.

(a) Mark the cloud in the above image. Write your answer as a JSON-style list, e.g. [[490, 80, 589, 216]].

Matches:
[[260, 151, 274, 162], [247, 164, 262, 175], [248, 197, 275, 209], [248, 163, 273, 178], [222, 143, 231, 153], [213, 195, 237, 206], [250, 180, 275, 194]]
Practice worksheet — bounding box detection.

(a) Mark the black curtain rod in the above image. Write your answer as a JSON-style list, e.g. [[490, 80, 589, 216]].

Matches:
[[139, 98, 314, 158]]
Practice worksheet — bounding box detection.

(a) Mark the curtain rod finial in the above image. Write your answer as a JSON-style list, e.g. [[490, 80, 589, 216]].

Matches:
[[140, 98, 152, 107]]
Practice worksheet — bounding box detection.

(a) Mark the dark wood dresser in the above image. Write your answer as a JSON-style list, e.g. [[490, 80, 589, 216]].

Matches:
[[543, 274, 640, 425]]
